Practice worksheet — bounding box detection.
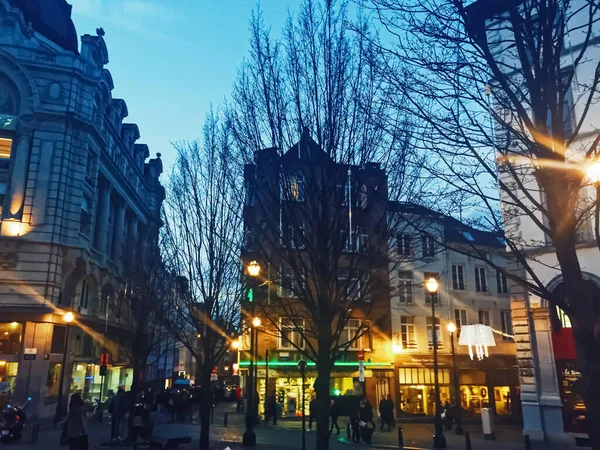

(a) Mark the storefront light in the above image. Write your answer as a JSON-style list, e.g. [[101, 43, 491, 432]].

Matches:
[[10, 322, 17, 328]]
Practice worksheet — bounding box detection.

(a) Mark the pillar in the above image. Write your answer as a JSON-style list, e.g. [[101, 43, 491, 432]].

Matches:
[[7, 117, 34, 218], [112, 200, 125, 261], [94, 184, 111, 254]]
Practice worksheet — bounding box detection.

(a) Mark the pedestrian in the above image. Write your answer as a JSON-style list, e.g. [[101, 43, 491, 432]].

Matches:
[[329, 399, 340, 435], [443, 401, 453, 430], [62, 393, 88, 450], [235, 386, 243, 412], [110, 387, 126, 440], [307, 395, 316, 431], [143, 388, 154, 410], [380, 394, 395, 431], [265, 390, 278, 425], [350, 410, 361, 443], [363, 398, 376, 429]]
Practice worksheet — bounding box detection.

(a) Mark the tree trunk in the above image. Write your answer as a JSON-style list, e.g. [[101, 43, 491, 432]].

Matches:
[[198, 362, 212, 450], [573, 325, 600, 450], [314, 358, 334, 450]]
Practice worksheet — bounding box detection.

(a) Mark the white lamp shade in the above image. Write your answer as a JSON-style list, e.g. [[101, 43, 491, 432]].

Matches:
[[457, 324, 496, 360]]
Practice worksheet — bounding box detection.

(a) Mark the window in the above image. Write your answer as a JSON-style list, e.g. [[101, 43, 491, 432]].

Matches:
[[341, 319, 362, 350], [0, 322, 23, 355], [400, 316, 417, 350], [496, 271, 508, 294], [279, 318, 304, 349], [79, 279, 90, 310], [0, 137, 12, 160], [46, 363, 62, 402], [454, 309, 468, 336], [475, 267, 487, 293], [244, 228, 255, 252], [500, 311, 513, 341], [357, 227, 368, 253], [80, 195, 92, 235], [398, 234, 411, 256], [427, 317, 442, 349], [421, 235, 435, 257], [279, 268, 302, 297], [287, 222, 305, 249], [452, 265, 465, 290], [338, 269, 362, 300], [556, 307, 572, 328], [244, 179, 256, 206], [281, 170, 305, 202], [478, 310, 491, 326], [358, 184, 368, 209], [50, 325, 67, 354], [85, 151, 94, 182], [398, 271, 413, 303], [424, 272, 440, 304]]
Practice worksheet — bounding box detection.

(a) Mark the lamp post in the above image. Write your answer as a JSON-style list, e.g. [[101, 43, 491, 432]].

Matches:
[[54, 311, 74, 426], [447, 322, 463, 435], [243, 261, 260, 447], [298, 359, 307, 450], [425, 277, 446, 449]]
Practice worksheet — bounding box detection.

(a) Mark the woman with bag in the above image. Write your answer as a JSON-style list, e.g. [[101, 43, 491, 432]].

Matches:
[[61, 393, 88, 450]]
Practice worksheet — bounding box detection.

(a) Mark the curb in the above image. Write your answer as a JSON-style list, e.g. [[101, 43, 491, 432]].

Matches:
[[336, 436, 426, 450]]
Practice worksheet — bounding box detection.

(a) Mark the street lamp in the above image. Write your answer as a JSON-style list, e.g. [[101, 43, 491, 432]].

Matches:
[[54, 311, 74, 426], [244, 261, 261, 447], [298, 360, 307, 450], [447, 322, 463, 435], [425, 277, 446, 449]]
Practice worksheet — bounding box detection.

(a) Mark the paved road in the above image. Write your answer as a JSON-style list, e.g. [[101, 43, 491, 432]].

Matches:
[[8, 403, 589, 450]]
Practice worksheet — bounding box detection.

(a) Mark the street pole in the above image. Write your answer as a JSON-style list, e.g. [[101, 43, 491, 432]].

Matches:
[[265, 349, 269, 416], [54, 319, 72, 426], [298, 360, 307, 450], [243, 262, 259, 447], [430, 289, 446, 448], [449, 328, 463, 434]]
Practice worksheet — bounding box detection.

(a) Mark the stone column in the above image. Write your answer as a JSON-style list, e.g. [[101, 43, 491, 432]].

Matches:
[[112, 200, 125, 261], [7, 116, 34, 218], [94, 184, 111, 255]]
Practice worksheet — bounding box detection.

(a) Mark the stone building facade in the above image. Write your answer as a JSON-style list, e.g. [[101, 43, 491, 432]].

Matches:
[[0, 0, 164, 418], [388, 202, 517, 418]]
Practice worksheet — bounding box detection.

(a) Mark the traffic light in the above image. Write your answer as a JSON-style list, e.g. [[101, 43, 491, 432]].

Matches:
[[334, 389, 341, 396], [99, 353, 109, 365], [247, 287, 253, 303], [99, 364, 107, 376]]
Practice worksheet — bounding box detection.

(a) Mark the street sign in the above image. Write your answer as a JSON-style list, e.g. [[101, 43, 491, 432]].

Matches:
[[23, 348, 36, 361], [358, 360, 365, 382], [211, 373, 218, 381], [358, 350, 365, 361]]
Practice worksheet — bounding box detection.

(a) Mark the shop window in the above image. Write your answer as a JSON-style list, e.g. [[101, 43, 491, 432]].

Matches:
[[496, 271, 508, 294], [478, 310, 491, 326], [460, 385, 490, 414], [398, 368, 451, 416], [475, 267, 487, 292], [452, 264, 465, 290], [341, 319, 362, 350], [427, 317, 442, 350], [0, 137, 12, 161], [45, 363, 62, 403], [0, 322, 23, 355], [279, 318, 304, 349], [50, 325, 66, 354], [398, 271, 413, 303], [500, 311, 513, 340], [0, 362, 18, 399], [494, 386, 512, 415], [400, 316, 417, 350]]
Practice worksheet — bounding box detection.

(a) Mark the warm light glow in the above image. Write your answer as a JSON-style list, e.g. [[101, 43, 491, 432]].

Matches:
[[458, 324, 496, 360], [3, 332, 7, 335], [2, 220, 30, 237], [247, 261, 261, 277], [252, 317, 261, 328], [63, 311, 74, 323], [447, 322, 457, 334], [425, 277, 439, 294], [586, 160, 600, 184], [231, 340, 240, 350], [0, 361, 5, 366], [197, 333, 201, 339], [10, 322, 17, 328], [392, 343, 403, 354]]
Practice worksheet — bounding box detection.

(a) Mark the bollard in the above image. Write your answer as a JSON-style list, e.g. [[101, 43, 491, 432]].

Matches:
[[224, 412, 228, 427], [465, 430, 472, 450], [397, 427, 404, 449], [524, 434, 531, 450], [346, 421, 351, 440]]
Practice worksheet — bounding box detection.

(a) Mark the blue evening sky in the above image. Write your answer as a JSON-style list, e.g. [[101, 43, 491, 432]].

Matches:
[[69, 0, 299, 173]]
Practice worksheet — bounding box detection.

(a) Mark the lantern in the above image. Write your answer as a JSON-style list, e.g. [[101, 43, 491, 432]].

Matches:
[[457, 324, 496, 360]]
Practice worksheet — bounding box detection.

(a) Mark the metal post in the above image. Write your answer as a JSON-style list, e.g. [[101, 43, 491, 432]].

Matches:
[[243, 293, 257, 446], [465, 430, 472, 450], [265, 349, 269, 416], [450, 331, 463, 435], [54, 323, 71, 426], [397, 427, 404, 449], [431, 292, 446, 448], [301, 367, 306, 450]]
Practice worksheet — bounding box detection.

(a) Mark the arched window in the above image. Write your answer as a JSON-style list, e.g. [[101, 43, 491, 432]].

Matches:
[[101, 284, 115, 316], [79, 276, 97, 312]]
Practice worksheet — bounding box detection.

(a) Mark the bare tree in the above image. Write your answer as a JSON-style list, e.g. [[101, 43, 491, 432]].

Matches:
[[163, 109, 242, 450], [369, 0, 600, 445]]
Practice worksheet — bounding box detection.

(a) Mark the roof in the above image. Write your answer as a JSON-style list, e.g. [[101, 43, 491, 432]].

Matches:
[[282, 126, 330, 163], [9, 0, 78, 54], [389, 201, 505, 248]]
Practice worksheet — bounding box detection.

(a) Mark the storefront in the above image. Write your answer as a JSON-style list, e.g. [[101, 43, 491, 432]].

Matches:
[[395, 355, 518, 417], [70, 364, 133, 404], [0, 322, 23, 401]]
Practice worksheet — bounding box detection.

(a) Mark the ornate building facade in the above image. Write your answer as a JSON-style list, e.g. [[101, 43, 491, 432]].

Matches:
[[0, 0, 164, 418]]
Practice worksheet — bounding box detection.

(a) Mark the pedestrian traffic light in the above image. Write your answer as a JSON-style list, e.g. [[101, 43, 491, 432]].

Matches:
[[247, 287, 253, 302], [334, 389, 341, 396], [99, 353, 109, 365], [99, 364, 107, 376]]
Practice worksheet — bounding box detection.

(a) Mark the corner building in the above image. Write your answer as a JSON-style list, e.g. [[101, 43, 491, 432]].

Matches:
[[0, 0, 164, 417]]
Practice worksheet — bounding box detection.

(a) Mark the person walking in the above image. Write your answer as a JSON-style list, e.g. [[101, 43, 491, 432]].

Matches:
[[265, 391, 278, 425], [63, 393, 88, 450], [363, 398, 376, 429], [443, 401, 453, 430], [235, 386, 243, 412], [307, 395, 316, 431], [110, 387, 126, 440], [329, 399, 340, 435]]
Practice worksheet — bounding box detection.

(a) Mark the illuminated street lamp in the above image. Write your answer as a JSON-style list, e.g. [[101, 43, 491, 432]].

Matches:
[[425, 277, 446, 449], [244, 261, 261, 446], [54, 311, 74, 425], [231, 339, 240, 350], [447, 322, 463, 435]]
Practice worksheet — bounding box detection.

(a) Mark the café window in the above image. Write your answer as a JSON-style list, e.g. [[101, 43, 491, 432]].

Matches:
[[45, 363, 62, 403], [0, 361, 18, 399], [0, 137, 12, 160], [0, 322, 22, 355]]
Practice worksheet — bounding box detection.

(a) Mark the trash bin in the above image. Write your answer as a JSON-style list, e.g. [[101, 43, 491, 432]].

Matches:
[[481, 407, 495, 440]]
